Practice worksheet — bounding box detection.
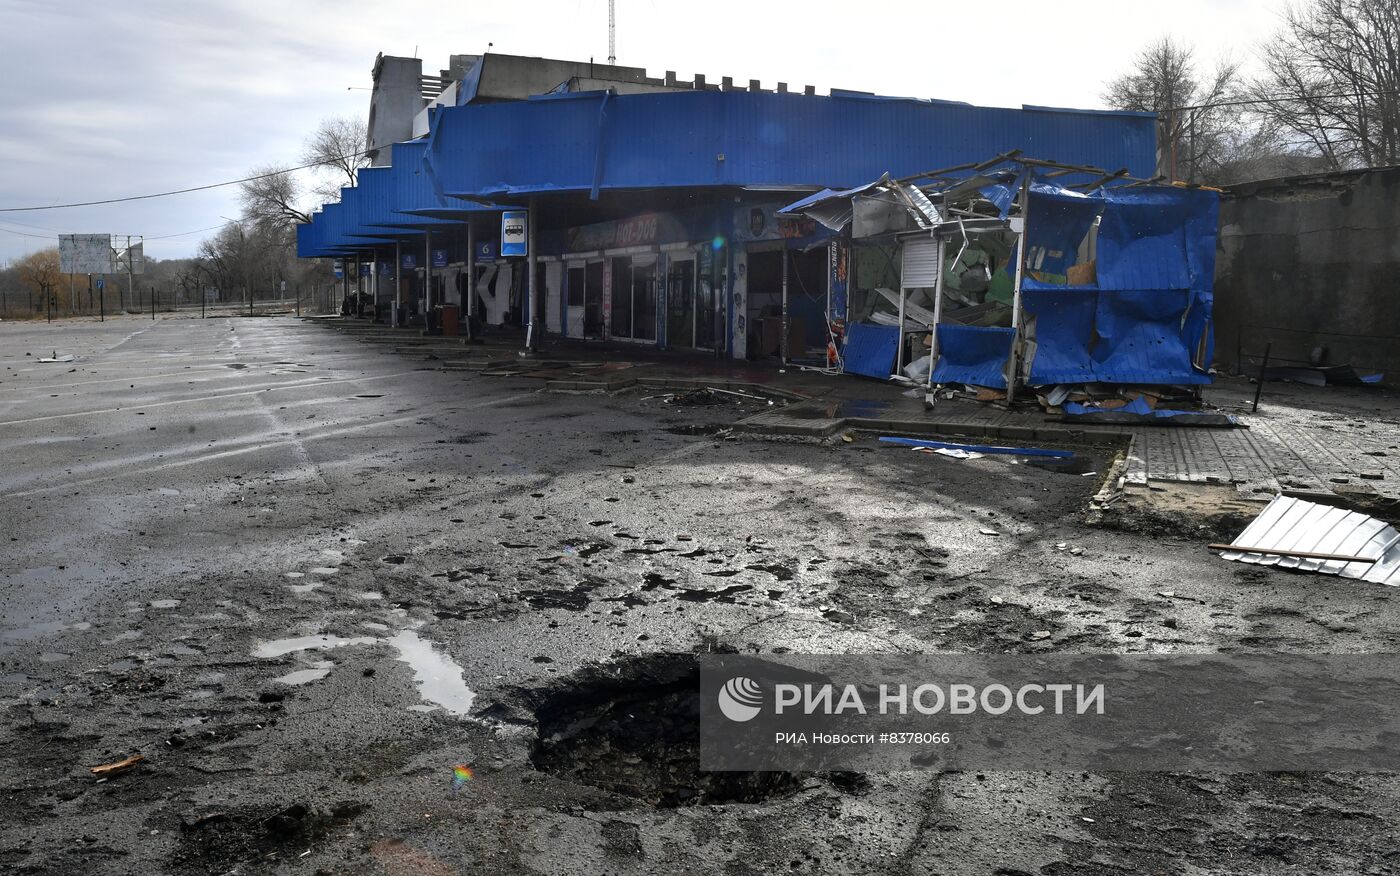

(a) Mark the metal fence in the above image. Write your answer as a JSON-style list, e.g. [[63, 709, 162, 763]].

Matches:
[[0, 284, 340, 321]]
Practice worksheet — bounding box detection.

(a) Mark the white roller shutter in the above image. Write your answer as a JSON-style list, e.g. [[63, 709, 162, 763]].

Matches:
[[901, 238, 940, 288]]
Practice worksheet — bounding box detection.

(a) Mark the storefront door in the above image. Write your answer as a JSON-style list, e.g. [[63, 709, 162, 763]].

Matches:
[[666, 256, 696, 348]]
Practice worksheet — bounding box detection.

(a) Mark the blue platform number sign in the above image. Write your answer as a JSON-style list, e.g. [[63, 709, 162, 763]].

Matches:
[[401, 253, 417, 270], [431, 249, 448, 268], [332, 259, 344, 279], [380, 261, 392, 276], [477, 241, 496, 261], [501, 210, 528, 257]]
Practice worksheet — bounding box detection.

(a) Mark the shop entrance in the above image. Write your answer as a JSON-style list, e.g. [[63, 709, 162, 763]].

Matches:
[[665, 254, 717, 350], [744, 246, 828, 359], [610, 254, 657, 341], [567, 261, 605, 338]]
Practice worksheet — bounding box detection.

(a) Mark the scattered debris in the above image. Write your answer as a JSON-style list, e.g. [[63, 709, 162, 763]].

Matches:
[[913, 446, 984, 460], [1263, 364, 1383, 386], [89, 754, 146, 778], [880, 436, 1072, 459], [1215, 495, 1400, 585], [38, 353, 75, 363]]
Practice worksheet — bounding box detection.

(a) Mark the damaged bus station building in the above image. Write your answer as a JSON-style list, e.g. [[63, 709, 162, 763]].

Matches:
[[298, 52, 1184, 381]]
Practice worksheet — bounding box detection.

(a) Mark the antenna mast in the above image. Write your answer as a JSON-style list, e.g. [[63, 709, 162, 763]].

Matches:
[[608, 0, 616, 64]]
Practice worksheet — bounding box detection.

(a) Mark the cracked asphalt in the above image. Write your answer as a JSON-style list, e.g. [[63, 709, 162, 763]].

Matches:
[[3, 316, 1400, 875]]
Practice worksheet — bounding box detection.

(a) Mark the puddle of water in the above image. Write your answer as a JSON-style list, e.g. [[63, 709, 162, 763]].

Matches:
[[309, 567, 339, 575], [39, 652, 70, 663], [1023, 452, 1100, 476], [320, 549, 345, 561], [109, 659, 137, 672], [359, 592, 383, 601], [274, 661, 335, 686], [387, 630, 475, 716], [287, 582, 323, 594], [362, 622, 390, 631], [105, 630, 142, 644], [150, 599, 181, 609], [284, 572, 305, 579], [252, 634, 376, 659], [157, 488, 181, 496], [186, 689, 218, 700]]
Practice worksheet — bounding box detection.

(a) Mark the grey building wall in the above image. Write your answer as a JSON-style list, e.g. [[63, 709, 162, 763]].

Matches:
[[366, 54, 426, 167], [1215, 168, 1400, 381]]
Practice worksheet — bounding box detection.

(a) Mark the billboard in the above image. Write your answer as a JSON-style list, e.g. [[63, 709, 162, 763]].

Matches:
[[113, 241, 145, 275], [58, 234, 113, 274]]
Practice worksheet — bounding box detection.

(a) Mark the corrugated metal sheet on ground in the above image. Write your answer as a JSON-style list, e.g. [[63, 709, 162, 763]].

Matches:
[[1220, 495, 1400, 586], [842, 323, 899, 379]]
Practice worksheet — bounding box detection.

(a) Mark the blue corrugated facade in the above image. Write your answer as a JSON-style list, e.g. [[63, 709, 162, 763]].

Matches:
[[299, 85, 1158, 359]]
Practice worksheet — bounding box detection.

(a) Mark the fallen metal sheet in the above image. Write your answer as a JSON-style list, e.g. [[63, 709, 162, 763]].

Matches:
[[878, 436, 1073, 459], [1219, 495, 1400, 586]]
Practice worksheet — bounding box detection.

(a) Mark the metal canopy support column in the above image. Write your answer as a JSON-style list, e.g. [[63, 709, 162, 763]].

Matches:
[[780, 245, 790, 364], [393, 242, 402, 327], [924, 236, 947, 396], [1006, 175, 1031, 405], [464, 222, 476, 341], [527, 197, 541, 352], [424, 230, 433, 322], [372, 252, 380, 320]]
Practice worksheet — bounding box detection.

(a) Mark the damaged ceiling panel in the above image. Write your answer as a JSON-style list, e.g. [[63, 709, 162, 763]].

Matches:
[[1219, 495, 1400, 586]]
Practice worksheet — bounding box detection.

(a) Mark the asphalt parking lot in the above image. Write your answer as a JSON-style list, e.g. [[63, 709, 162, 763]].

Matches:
[[3, 315, 1399, 875]]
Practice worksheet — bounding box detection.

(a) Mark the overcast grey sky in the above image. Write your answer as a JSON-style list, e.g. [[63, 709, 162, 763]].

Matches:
[[0, 0, 1289, 263]]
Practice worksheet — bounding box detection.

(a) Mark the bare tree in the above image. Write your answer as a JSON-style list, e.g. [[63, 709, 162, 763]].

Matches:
[[1252, 0, 1400, 170], [1103, 37, 1241, 182], [302, 115, 371, 202], [238, 165, 312, 228], [16, 248, 65, 312]]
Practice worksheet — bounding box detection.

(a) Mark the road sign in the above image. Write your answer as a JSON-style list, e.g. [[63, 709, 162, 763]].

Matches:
[[431, 249, 448, 268], [59, 234, 113, 274], [401, 253, 418, 270], [95, 277, 105, 290], [501, 211, 527, 257], [333, 259, 344, 278]]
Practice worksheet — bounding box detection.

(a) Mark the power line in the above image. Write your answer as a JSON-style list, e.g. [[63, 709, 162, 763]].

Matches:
[[1168, 89, 1400, 114], [0, 150, 372, 214]]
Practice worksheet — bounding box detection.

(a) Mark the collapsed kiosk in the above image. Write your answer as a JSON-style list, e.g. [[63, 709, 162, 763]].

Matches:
[[780, 155, 1220, 414]]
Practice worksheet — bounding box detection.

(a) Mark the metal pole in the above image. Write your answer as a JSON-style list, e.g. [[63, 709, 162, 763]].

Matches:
[[127, 236, 135, 317], [1007, 175, 1031, 405], [464, 222, 475, 340], [99, 278, 104, 321], [926, 236, 946, 391], [527, 198, 540, 352], [69, 272, 74, 317], [424, 230, 433, 324], [151, 284, 156, 320], [780, 245, 790, 364], [394, 242, 402, 328], [1252, 342, 1272, 413]]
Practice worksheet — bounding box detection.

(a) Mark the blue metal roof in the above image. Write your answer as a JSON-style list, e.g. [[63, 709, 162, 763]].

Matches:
[[425, 90, 1157, 201], [301, 89, 1157, 258]]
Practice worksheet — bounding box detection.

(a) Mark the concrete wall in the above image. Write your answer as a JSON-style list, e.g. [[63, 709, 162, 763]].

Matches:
[[1216, 168, 1400, 381], [366, 55, 426, 167]]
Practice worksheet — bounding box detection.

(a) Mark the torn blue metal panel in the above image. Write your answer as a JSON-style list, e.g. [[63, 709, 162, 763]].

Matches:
[[1095, 189, 1194, 290], [1022, 290, 1097, 384], [1091, 289, 1207, 383], [931, 325, 1013, 388], [1064, 398, 1239, 425], [842, 322, 900, 378], [1025, 184, 1100, 275]]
